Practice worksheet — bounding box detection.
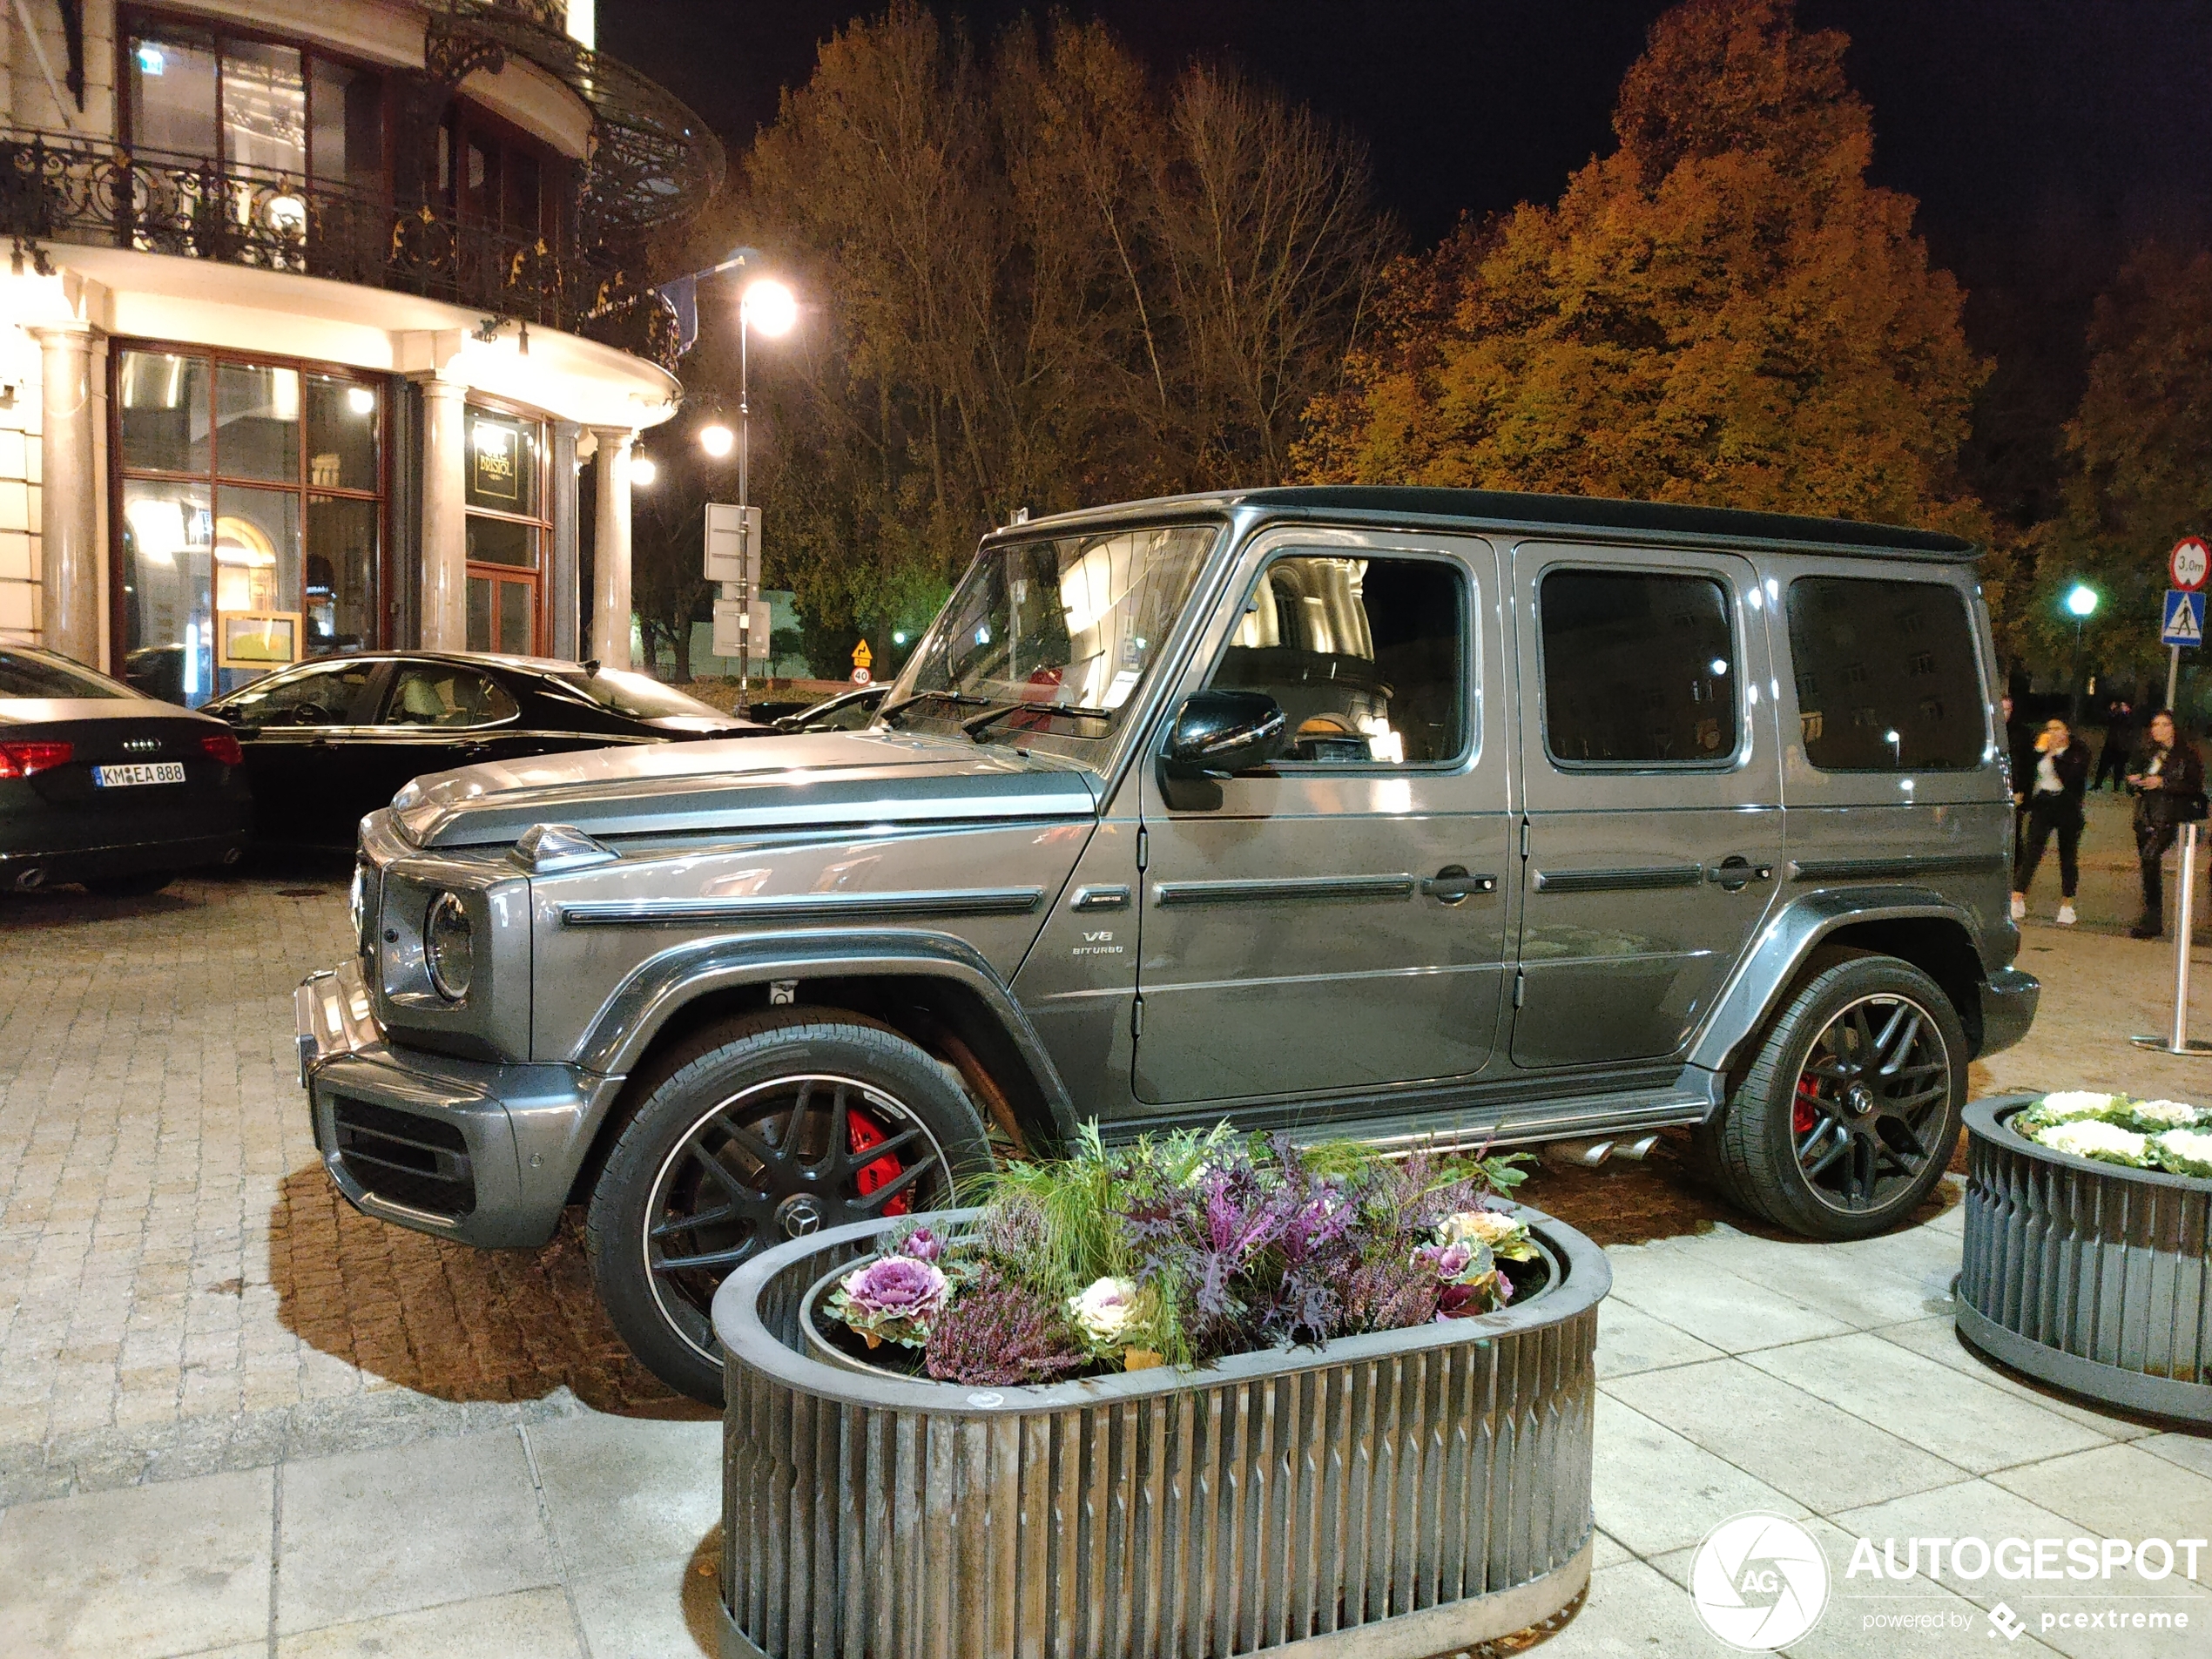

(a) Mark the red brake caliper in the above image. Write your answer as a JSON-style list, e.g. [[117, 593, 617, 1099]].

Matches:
[[847, 1104, 911, 1217], [1792, 1075, 1822, 1136]]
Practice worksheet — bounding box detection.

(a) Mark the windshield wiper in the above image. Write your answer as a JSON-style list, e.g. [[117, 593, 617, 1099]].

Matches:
[[961, 701, 1118, 738], [878, 689, 996, 725]]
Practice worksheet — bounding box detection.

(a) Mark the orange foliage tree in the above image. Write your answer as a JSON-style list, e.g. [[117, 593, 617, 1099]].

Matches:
[[1294, 0, 1989, 539]]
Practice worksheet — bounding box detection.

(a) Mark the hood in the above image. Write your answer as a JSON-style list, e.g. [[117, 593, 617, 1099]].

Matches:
[[391, 727, 1101, 848]]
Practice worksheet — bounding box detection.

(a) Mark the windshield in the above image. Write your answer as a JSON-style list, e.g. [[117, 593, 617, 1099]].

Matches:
[[887, 524, 1217, 739], [0, 649, 128, 700], [557, 668, 727, 723]]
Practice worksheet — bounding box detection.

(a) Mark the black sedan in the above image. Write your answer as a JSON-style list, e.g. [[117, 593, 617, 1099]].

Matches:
[[0, 643, 253, 895], [201, 652, 769, 848]]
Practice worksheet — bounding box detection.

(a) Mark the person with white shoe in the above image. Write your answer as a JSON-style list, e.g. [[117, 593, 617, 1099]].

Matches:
[[2013, 718, 2087, 925]]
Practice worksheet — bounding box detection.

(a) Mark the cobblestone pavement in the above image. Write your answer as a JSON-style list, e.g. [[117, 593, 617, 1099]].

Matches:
[[0, 867, 690, 1509]]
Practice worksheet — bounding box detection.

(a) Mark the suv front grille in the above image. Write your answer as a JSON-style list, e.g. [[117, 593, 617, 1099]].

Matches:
[[331, 1096, 476, 1217]]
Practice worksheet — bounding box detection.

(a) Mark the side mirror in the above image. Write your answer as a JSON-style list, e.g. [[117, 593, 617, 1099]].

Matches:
[[1158, 690, 1287, 810]]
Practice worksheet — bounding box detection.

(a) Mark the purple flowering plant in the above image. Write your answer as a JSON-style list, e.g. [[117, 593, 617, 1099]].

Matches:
[[821, 1124, 1535, 1384]]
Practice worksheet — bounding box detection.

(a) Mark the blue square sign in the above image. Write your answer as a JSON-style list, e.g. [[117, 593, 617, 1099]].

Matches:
[[2163, 588, 2205, 648]]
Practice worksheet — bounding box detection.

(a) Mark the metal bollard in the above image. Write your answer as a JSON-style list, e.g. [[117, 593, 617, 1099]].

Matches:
[[2131, 821, 2212, 1056]]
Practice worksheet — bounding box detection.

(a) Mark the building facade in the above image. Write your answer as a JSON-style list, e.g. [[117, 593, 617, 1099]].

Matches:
[[1, 0, 714, 698]]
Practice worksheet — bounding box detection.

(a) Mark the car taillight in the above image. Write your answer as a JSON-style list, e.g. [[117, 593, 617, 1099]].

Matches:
[[200, 732, 245, 766], [0, 741, 73, 779]]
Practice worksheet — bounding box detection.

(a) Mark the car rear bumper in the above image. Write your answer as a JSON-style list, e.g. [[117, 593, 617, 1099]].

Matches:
[[0, 827, 248, 889], [294, 957, 619, 1248], [1977, 965, 2040, 1059]]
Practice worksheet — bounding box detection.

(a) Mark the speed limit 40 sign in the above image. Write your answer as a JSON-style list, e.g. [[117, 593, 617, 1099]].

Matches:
[[2173, 536, 2209, 592]]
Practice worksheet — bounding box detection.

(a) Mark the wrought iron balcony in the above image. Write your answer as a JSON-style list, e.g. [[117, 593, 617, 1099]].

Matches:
[[1, 129, 681, 372]]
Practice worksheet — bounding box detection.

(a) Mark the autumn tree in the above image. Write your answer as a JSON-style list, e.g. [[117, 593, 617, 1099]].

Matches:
[[1295, 0, 1988, 539], [2028, 244, 2212, 689], [679, 6, 1392, 671]]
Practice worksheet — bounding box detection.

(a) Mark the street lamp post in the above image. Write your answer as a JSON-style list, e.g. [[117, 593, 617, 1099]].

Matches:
[[2066, 583, 2099, 724], [732, 278, 796, 708]]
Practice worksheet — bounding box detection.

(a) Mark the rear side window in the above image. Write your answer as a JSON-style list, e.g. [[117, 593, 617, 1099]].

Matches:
[[381, 665, 520, 728], [1786, 577, 1982, 771], [1540, 569, 1737, 765]]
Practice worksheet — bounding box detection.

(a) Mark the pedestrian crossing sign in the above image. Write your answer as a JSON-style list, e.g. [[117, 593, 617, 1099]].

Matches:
[[2163, 588, 2205, 648]]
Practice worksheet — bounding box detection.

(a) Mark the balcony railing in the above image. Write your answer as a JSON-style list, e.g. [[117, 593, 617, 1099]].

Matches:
[[1, 129, 682, 372]]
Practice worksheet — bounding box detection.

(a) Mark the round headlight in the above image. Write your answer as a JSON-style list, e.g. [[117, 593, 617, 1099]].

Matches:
[[424, 892, 474, 1001]]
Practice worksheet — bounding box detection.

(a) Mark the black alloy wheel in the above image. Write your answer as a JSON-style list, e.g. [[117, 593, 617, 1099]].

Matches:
[[1706, 952, 1967, 1239], [642, 1073, 950, 1365], [586, 1011, 989, 1403], [1786, 993, 1952, 1215]]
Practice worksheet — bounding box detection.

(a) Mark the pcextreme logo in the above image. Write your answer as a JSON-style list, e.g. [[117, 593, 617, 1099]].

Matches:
[[1689, 1513, 1831, 1650]]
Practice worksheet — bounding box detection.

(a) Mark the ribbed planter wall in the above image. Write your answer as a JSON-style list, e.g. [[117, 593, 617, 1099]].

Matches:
[[1958, 1094, 2212, 1422], [711, 1204, 1609, 1659]]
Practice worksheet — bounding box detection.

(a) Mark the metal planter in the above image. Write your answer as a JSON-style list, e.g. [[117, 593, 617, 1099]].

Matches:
[[1958, 1094, 2212, 1422], [711, 1203, 1609, 1659]]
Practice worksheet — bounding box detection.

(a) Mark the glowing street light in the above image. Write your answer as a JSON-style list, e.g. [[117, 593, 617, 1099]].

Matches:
[[698, 422, 734, 459], [630, 455, 658, 487], [740, 278, 798, 338]]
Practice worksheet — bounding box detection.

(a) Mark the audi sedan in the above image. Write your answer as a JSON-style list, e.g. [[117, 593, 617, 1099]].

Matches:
[[200, 652, 770, 848], [0, 643, 253, 895]]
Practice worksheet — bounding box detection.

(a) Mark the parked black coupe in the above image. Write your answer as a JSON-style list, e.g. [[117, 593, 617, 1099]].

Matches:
[[201, 652, 768, 848], [0, 643, 253, 894]]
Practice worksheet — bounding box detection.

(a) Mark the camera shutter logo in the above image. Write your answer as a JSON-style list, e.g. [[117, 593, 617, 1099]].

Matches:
[[1689, 1513, 1830, 1650]]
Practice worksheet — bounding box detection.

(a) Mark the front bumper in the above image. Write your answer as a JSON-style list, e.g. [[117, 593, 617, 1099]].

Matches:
[[294, 957, 619, 1248], [1976, 965, 2040, 1059]]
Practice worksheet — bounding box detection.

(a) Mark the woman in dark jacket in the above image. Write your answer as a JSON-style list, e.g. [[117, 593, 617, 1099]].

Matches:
[[2013, 718, 2091, 924], [2127, 710, 2206, 939]]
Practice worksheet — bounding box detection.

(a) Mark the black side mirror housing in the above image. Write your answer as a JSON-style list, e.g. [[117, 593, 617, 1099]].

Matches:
[[1157, 690, 1288, 810]]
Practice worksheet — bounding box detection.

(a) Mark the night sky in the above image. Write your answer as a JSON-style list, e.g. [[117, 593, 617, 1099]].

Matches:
[[604, 2, 2212, 279], [603, 1, 2212, 516]]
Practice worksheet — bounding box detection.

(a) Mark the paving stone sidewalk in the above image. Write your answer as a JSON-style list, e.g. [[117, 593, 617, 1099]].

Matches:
[[0, 870, 691, 1510]]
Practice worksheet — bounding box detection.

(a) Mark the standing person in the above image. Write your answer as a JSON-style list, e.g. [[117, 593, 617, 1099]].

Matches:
[[2013, 718, 2089, 925], [2127, 710, 2206, 940], [2095, 699, 2137, 791]]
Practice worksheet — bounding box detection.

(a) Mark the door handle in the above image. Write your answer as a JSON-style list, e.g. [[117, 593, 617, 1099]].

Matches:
[[1706, 855, 1775, 893], [1420, 865, 1498, 905]]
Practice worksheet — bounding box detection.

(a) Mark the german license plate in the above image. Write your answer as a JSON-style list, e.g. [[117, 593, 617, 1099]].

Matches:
[[92, 761, 185, 787]]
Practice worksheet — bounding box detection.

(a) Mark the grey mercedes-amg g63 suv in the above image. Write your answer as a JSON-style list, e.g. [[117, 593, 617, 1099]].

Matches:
[[296, 487, 2036, 1400]]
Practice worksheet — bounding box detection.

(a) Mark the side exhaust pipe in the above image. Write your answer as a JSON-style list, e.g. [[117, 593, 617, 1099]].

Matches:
[[12, 865, 45, 891], [1541, 1132, 1663, 1170], [1543, 1139, 1615, 1169]]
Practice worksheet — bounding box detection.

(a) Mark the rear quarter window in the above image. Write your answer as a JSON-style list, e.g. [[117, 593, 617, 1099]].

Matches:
[[1785, 577, 1983, 771]]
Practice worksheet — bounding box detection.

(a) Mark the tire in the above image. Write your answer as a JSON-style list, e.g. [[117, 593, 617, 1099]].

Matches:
[[584, 1009, 991, 1404], [1707, 953, 1967, 1239], [81, 871, 172, 898]]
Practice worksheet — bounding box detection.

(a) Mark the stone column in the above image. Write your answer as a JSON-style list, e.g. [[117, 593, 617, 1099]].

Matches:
[[30, 323, 98, 666], [590, 428, 634, 669], [418, 378, 469, 651], [548, 419, 582, 660]]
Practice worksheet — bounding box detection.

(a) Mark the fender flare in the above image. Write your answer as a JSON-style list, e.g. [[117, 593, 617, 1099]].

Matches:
[[1688, 886, 1990, 1076], [572, 927, 1081, 1141]]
